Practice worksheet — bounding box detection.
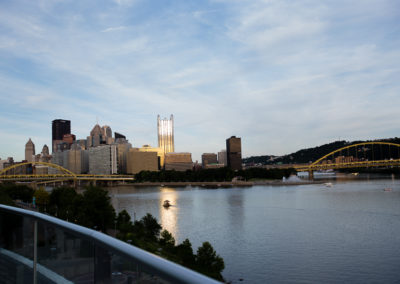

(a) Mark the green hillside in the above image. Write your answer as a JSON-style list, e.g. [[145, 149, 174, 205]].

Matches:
[[243, 137, 400, 166]]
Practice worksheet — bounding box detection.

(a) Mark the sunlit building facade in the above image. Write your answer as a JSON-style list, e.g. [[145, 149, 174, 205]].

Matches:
[[164, 152, 193, 171], [138, 145, 164, 168], [157, 115, 174, 154], [127, 148, 158, 174]]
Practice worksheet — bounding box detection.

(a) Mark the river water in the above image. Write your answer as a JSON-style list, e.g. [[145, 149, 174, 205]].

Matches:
[[109, 175, 400, 283]]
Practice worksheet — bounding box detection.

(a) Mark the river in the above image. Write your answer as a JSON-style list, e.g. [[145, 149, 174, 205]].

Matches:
[[109, 174, 400, 283]]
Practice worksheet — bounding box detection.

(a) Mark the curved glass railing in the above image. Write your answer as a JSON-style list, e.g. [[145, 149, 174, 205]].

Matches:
[[0, 204, 221, 284]]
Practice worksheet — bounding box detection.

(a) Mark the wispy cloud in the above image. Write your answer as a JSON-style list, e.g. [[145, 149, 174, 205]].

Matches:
[[101, 26, 127, 33]]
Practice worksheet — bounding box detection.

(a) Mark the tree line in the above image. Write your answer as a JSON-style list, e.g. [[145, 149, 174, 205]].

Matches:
[[134, 167, 295, 182], [243, 137, 400, 166], [0, 184, 225, 281]]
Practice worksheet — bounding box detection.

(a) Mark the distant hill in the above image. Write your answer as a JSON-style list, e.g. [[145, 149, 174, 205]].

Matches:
[[243, 137, 400, 166]]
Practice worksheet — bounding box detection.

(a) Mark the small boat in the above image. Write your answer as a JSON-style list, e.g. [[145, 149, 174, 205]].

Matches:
[[324, 182, 333, 187], [384, 188, 392, 192], [163, 200, 171, 207]]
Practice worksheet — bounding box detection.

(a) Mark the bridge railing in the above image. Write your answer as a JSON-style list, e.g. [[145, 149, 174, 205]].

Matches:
[[0, 204, 221, 284]]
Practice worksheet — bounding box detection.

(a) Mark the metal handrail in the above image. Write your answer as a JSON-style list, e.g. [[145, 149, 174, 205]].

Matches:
[[0, 204, 221, 284]]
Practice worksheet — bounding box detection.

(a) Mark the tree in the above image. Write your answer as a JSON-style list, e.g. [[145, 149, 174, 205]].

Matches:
[[176, 238, 195, 268], [140, 213, 162, 241], [0, 189, 14, 206], [196, 242, 225, 280], [2, 184, 34, 202], [77, 186, 116, 232], [116, 210, 134, 238], [34, 187, 50, 212], [48, 186, 79, 221], [160, 229, 175, 251]]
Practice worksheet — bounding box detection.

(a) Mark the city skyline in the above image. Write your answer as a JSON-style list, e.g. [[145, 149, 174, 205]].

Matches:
[[1, 0, 399, 162]]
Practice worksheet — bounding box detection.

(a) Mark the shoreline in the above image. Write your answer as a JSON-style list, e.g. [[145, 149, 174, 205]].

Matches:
[[116, 180, 322, 187]]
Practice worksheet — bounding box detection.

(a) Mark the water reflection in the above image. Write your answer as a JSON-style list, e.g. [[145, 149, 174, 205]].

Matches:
[[107, 179, 400, 284], [159, 187, 179, 237]]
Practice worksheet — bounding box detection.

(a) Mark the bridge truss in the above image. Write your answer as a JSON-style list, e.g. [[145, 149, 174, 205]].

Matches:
[[0, 161, 134, 186], [295, 142, 400, 172]]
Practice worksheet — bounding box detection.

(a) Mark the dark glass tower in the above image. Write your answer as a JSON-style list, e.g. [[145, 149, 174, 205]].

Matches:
[[52, 119, 71, 153], [226, 136, 242, 170]]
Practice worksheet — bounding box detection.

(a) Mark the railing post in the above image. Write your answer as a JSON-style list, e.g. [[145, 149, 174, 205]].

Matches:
[[33, 220, 38, 284]]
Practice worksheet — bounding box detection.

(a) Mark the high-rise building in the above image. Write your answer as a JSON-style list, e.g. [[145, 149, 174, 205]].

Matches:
[[87, 124, 102, 147], [157, 114, 174, 154], [102, 125, 114, 144], [138, 145, 164, 168], [127, 148, 158, 174], [41, 145, 49, 156], [52, 119, 71, 153], [89, 144, 118, 175], [39, 144, 51, 163], [202, 153, 218, 168], [69, 144, 89, 174], [218, 150, 227, 166], [102, 125, 112, 138], [25, 138, 35, 162], [116, 139, 132, 174], [226, 136, 242, 170], [87, 124, 115, 147]]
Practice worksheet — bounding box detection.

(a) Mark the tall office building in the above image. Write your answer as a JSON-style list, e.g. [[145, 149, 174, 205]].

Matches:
[[226, 136, 242, 170], [52, 119, 71, 153], [127, 148, 158, 174], [218, 150, 227, 166], [116, 139, 132, 174], [102, 125, 114, 144], [157, 114, 174, 154], [87, 124, 102, 147], [138, 145, 164, 168], [40, 144, 51, 163], [25, 138, 35, 162], [202, 153, 218, 168], [41, 145, 49, 156], [89, 144, 118, 175], [69, 144, 89, 174]]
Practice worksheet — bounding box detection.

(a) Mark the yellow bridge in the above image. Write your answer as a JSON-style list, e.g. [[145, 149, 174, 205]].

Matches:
[[293, 142, 400, 177], [0, 161, 134, 187], [1, 142, 400, 185]]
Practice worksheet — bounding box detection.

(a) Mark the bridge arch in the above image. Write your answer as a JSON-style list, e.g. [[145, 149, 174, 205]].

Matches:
[[310, 142, 400, 167], [0, 161, 77, 178]]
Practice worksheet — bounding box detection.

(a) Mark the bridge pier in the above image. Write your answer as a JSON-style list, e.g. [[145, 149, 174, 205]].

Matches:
[[308, 170, 314, 180]]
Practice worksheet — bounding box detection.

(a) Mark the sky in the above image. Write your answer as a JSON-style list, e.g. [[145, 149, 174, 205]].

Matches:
[[0, 0, 399, 162]]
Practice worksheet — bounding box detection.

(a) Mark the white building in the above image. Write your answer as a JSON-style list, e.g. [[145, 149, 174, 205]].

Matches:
[[89, 144, 118, 175]]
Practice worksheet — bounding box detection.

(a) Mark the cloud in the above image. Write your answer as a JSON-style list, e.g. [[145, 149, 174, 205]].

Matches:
[[0, 0, 399, 161], [101, 26, 127, 33]]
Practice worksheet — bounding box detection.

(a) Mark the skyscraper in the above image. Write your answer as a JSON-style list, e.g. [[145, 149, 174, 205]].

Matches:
[[25, 138, 35, 162], [52, 119, 71, 153], [226, 136, 242, 170], [157, 114, 174, 154]]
